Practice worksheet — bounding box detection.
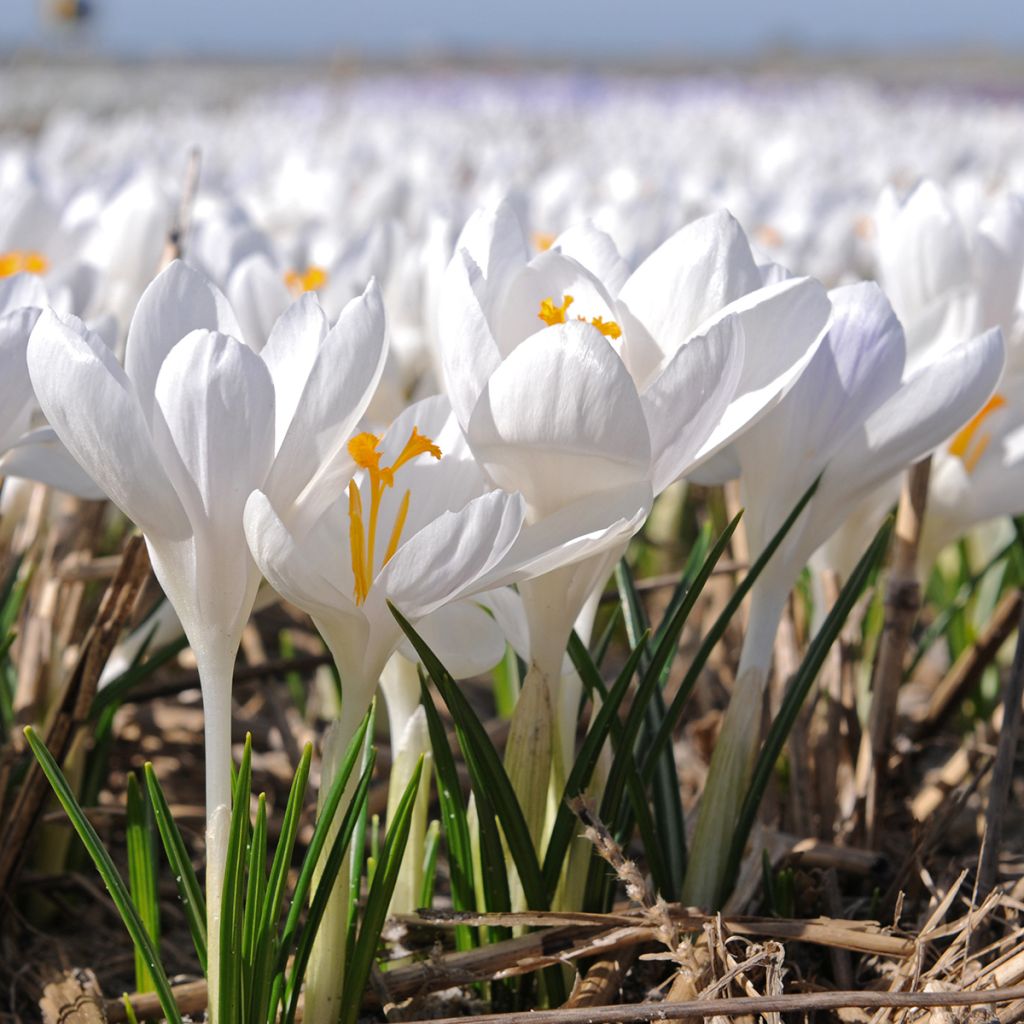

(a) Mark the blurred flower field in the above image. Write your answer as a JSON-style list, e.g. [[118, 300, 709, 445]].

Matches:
[[2, 58, 1024, 1023]]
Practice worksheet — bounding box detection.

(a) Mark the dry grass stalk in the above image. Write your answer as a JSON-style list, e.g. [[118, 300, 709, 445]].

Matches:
[[858, 456, 932, 845], [39, 967, 106, 1024], [160, 145, 202, 267]]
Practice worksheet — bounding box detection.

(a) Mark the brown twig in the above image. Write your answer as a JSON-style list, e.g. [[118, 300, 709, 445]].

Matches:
[[0, 536, 150, 894], [161, 145, 201, 266], [857, 457, 931, 845], [977, 602, 1024, 899], [395, 987, 1024, 1024], [912, 588, 1023, 739]]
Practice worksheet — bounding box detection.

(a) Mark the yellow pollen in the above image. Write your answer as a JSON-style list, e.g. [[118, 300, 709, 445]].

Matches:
[[533, 231, 556, 252], [948, 393, 1006, 474], [345, 426, 442, 605], [0, 250, 48, 277], [537, 294, 622, 339], [538, 294, 574, 326], [589, 316, 622, 340], [284, 265, 328, 293]]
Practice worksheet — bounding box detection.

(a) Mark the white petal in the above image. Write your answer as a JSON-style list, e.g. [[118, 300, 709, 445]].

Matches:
[[264, 280, 387, 511], [0, 426, 106, 499], [396, 600, 507, 678], [618, 210, 762, 373], [0, 307, 38, 452], [226, 252, 293, 352], [554, 221, 631, 294], [27, 310, 189, 538], [467, 322, 651, 517], [125, 261, 244, 419], [438, 248, 503, 431]]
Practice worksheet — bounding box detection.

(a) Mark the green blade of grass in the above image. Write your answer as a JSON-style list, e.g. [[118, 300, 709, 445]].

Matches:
[[282, 751, 376, 1024], [90, 635, 191, 720], [720, 515, 893, 907], [125, 773, 160, 994], [542, 633, 647, 896], [241, 793, 267, 968], [219, 734, 253, 1024], [419, 675, 480, 951], [643, 480, 820, 785], [143, 762, 207, 972], [24, 727, 183, 1024], [420, 819, 441, 909], [392, 603, 549, 911], [340, 757, 425, 1024]]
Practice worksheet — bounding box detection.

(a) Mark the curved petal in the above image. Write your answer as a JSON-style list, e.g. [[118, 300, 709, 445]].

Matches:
[[264, 281, 387, 511], [0, 426, 106, 498], [27, 310, 189, 538], [554, 221, 631, 295], [0, 307, 38, 452], [0, 272, 48, 315], [617, 209, 762, 377], [377, 488, 527, 617], [438, 248, 503, 431], [125, 260, 244, 419], [466, 322, 651, 517], [396, 600, 507, 678], [226, 252, 293, 352]]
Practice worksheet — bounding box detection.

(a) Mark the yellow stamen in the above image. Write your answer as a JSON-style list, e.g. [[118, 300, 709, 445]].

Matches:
[[0, 250, 48, 277], [348, 432, 382, 470], [383, 490, 411, 566], [948, 394, 1006, 474], [283, 265, 328, 293], [538, 294, 574, 326], [537, 294, 622, 339], [344, 426, 442, 604], [533, 231, 556, 252], [348, 481, 369, 606], [589, 316, 622, 340]]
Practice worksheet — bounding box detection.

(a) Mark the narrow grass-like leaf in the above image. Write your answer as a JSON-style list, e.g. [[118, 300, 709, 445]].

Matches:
[[143, 762, 207, 971], [90, 635, 190, 719], [590, 603, 622, 669], [219, 734, 253, 1024], [345, 712, 376, 966], [278, 629, 308, 716], [241, 793, 267, 967], [282, 752, 376, 1024], [543, 634, 647, 895], [643, 481, 819, 783], [392, 603, 548, 911], [341, 758, 424, 1024], [616, 559, 686, 899], [125, 773, 160, 993], [24, 727, 183, 1024], [421, 819, 441, 909], [720, 515, 893, 906], [249, 744, 312, 1024], [274, 711, 373, 972], [420, 676, 479, 951]]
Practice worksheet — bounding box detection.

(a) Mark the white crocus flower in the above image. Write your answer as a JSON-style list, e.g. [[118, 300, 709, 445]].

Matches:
[[244, 391, 642, 1019], [27, 260, 386, 1010], [682, 282, 1005, 909], [440, 201, 830, 843]]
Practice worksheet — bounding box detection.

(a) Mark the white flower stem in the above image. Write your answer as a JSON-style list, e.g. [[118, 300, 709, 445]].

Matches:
[[193, 644, 236, 1024], [681, 583, 787, 910], [381, 655, 432, 915]]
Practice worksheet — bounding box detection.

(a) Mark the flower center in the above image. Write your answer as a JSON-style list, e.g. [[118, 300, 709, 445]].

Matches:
[[284, 265, 328, 294], [948, 393, 1006, 474], [537, 293, 622, 339], [0, 251, 48, 277], [532, 231, 556, 252], [345, 427, 442, 605]]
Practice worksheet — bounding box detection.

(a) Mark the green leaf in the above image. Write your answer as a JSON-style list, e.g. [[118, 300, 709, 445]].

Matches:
[[721, 515, 893, 905], [282, 751, 376, 1024], [219, 734, 253, 1024], [90, 634, 190, 720], [24, 727, 182, 1024], [543, 633, 647, 896], [143, 762, 207, 972], [392, 603, 548, 911], [341, 757, 424, 1024], [420, 819, 441, 909], [125, 773, 160, 994], [643, 480, 819, 783], [419, 676, 479, 951]]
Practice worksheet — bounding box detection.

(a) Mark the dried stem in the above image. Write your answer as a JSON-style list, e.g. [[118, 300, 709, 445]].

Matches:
[[857, 456, 931, 844]]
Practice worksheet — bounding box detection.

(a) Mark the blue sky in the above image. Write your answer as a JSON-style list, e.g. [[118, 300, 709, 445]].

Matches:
[[2, 0, 1023, 58]]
